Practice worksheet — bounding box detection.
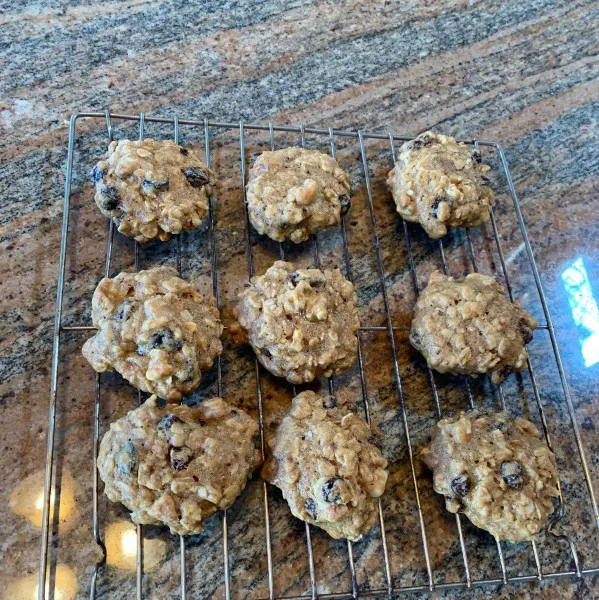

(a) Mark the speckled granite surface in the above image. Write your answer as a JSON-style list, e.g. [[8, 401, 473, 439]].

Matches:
[[1, 1, 599, 599]]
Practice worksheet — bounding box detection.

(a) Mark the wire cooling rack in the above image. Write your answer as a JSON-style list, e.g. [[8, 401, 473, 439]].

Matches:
[[38, 112, 599, 600]]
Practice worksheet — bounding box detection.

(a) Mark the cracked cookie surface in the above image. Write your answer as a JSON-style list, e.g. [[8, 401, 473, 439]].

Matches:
[[262, 391, 388, 541], [233, 261, 359, 383], [388, 132, 494, 238], [82, 267, 222, 401], [410, 271, 537, 384], [246, 147, 351, 243], [98, 395, 261, 535], [92, 138, 215, 243], [421, 409, 559, 542]]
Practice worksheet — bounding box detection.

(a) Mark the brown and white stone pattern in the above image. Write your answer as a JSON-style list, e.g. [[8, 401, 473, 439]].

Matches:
[[1, 1, 598, 599]]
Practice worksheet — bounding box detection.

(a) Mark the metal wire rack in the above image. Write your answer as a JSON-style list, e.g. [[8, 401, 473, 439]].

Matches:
[[38, 112, 599, 600]]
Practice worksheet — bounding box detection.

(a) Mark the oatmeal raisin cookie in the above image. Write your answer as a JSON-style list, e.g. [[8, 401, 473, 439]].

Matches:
[[99, 395, 261, 535], [233, 261, 359, 383], [83, 267, 222, 401], [91, 138, 215, 243], [388, 132, 494, 238], [262, 391, 388, 540], [246, 147, 350, 243], [410, 271, 537, 384], [421, 409, 559, 542]]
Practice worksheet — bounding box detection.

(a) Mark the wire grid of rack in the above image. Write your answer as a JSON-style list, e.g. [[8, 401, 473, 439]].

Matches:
[[38, 111, 599, 600]]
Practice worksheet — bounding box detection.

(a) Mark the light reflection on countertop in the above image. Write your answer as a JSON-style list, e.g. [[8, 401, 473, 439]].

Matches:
[[105, 520, 167, 572], [9, 469, 77, 531], [5, 565, 77, 600], [561, 257, 599, 368]]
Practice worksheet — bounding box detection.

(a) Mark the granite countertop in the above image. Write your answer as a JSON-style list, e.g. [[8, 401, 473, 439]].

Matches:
[[1, 1, 598, 599]]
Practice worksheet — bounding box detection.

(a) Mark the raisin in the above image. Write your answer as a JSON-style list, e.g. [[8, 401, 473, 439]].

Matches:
[[180, 148, 189, 156], [471, 149, 482, 163], [155, 397, 167, 409], [489, 421, 509, 433], [431, 197, 451, 218], [305, 498, 317, 520], [521, 325, 534, 345], [158, 414, 183, 434], [308, 274, 326, 288], [91, 164, 105, 184], [339, 195, 351, 216], [114, 301, 132, 322], [501, 461, 524, 489], [451, 474, 470, 498], [183, 167, 210, 188], [116, 441, 137, 474], [170, 447, 192, 470], [142, 177, 169, 194], [323, 396, 337, 409], [321, 478, 344, 504], [289, 272, 300, 287], [496, 365, 513, 381], [98, 185, 120, 211], [405, 133, 433, 151], [148, 329, 181, 352], [230, 409, 240, 418]]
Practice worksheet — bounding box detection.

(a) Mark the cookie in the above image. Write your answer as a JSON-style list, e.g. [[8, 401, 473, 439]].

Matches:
[[98, 395, 261, 535], [388, 132, 494, 238], [262, 391, 388, 541], [421, 409, 559, 542], [410, 271, 537, 384], [82, 267, 222, 401], [91, 139, 215, 243], [233, 261, 359, 384], [246, 147, 351, 243]]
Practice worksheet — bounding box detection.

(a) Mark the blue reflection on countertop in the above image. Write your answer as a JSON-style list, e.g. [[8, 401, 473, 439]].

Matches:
[[562, 257, 599, 368]]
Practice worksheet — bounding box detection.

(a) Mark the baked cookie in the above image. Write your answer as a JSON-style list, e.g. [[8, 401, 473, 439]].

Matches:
[[421, 409, 559, 542], [99, 395, 261, 535], [233, 261, 359, 383], [246, 147, 351, 243], [410, 271, 537, 384], [82, 267, 222, 401], [262, 391, 388, 541], [388, 132, 494, 238], [91, 138, 215, 243]]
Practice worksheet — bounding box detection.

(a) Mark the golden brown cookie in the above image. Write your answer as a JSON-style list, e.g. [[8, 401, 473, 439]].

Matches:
[[410, 271, 537, 384], [421, 410, 559, 542], [246, 147, 351, 243], [99, 395, 261, 535], [91, 138, 215, 243], [388, 132, 494, 238], [82, 267, 222, 401], [233, 261, 359, 384], [262, 391, 388, 541]]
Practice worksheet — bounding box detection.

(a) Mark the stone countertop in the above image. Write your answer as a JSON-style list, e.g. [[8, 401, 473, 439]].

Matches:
[[1, 1, 598, 599]]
